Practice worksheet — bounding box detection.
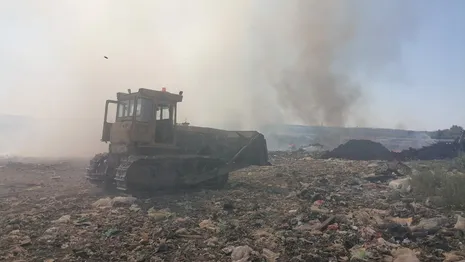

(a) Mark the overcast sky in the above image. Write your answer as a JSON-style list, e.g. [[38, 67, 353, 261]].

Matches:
[[0, 0, 464, 131]]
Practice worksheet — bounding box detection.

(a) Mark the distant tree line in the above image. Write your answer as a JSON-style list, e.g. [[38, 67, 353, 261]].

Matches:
[[427, 125, 464, 139]]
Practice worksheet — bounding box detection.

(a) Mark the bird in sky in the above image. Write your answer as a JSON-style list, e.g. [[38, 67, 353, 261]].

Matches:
[[104, 56, 108, 59]]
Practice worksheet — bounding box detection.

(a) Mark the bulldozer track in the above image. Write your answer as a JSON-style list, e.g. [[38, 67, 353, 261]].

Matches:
[[111, 155, 228, 192], [114, 158, 132, 191]]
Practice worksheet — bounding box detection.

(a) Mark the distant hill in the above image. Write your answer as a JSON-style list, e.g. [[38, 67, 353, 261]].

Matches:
[[1, 114, 463, 154], [426, 125, 463, 140], [260, 124, 436, 151]]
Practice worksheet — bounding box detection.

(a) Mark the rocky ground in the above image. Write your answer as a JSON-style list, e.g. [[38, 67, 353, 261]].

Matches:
[[1, 156, 465, 262]]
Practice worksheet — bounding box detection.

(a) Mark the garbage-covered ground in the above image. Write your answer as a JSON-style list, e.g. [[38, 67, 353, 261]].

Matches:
[[2, 156, 465, 262]]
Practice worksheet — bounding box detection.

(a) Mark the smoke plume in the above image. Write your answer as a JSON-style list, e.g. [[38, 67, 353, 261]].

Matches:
[[0, 0, 416, 157], [252, 0, 417, 127]]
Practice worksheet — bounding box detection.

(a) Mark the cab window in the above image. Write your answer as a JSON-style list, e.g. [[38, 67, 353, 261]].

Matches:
[[156, 105, 171, 120], [136, 98, 153, 122], [117, 100, 134, 118]]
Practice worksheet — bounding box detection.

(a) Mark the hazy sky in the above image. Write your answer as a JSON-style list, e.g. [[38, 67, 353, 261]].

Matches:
[[0, 0, 464, 132], [364, 0, 465, 130]]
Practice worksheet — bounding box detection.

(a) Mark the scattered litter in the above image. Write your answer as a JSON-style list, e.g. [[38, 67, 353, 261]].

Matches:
[[199, 219, 219, 232], [389, 178, 412, 193], [129, 204, 141, 212], [92, 197, 112, 208], [147, 208, 172, 221], [410, 217, 446, 232], [111, 196, 137, 206], [231, 245, 253, 262], [262, 248, 279, 262], [392, 248, 420, 262], [2, 156, 464, 261], [52, 215, 71, 224], [390, 217, 413, 227], [454, 215, 465, 231], [104, 228, 121, 237]]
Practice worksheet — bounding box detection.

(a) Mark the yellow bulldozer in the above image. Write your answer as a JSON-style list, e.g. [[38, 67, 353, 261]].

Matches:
[[86, 88, 269, 192]]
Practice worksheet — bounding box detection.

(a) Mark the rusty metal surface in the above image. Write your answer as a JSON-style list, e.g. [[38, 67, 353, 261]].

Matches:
[[175, 125, 269, 166]]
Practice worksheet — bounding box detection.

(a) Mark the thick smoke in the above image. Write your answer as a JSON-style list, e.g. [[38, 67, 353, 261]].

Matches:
[[253, 1, 361, 127], [0, 0, 416, 157], [252, 0, 417, 127]]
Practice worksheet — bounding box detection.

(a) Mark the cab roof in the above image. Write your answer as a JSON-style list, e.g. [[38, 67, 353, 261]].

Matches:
[[117, 88, 183, 104]]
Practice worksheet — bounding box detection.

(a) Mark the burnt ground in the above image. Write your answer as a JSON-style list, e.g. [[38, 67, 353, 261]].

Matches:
[[1, 156, 465, 261]]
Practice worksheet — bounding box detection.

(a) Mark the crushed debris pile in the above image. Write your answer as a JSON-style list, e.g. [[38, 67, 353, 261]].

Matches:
[[1, 157, 465, 261], [269, 149, 314, 162]]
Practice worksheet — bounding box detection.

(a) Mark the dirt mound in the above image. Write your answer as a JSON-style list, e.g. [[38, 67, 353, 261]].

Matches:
[[322, 139, 394, 160]]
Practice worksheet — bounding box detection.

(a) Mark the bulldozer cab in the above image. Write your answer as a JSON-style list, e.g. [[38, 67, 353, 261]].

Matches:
[[101, 88, 183, 148]]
